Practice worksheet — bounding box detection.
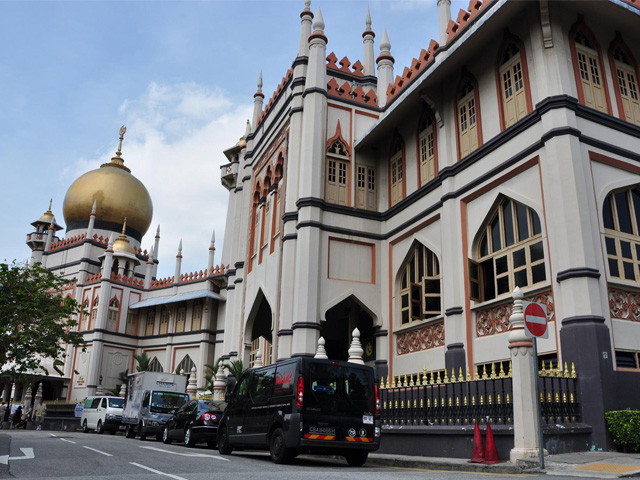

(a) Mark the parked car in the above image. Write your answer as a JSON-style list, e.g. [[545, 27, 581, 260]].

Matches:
[[162, 399, 225, 448], [81, 396, 124, 434], [217, 358, 381, 466]]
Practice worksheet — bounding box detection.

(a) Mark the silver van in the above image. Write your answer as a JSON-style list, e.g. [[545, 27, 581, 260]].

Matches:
[[81, 396, 124, 434]]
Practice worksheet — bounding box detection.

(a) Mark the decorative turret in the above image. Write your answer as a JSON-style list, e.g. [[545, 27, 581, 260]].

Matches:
[[299, 0, 313, 57], [86, 200, 97, 239], [376, 29, 394, 107], [208, 230, 216, 270], [106, 218, 140, 277], [252, 71, 264, 132], [173, 240, 183, 292], [153, 225, 161, 278], [306, 8, 328, 90], [437, 0, 452, 46], [27, 199, 63, 264], [362, 8, 375, 76]]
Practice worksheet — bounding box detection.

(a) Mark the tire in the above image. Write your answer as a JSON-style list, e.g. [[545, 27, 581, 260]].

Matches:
[[184, 427, 195, 448], [139, 423, 146, 441], [125, 425, 136, 438], [217, 426, 233, 455], [82, 420, 89, 434], [270, 428, 294, 464], [96, 420, 104, 434], [345, 451, 368, 467], [162, 427, 172, 444]]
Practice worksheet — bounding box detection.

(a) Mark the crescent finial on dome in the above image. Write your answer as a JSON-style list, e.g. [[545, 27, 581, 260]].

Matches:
[[102, 125, 131, 172]]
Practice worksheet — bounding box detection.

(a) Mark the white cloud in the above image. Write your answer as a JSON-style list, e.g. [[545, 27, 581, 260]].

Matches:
[[72, 81, 252, 277]]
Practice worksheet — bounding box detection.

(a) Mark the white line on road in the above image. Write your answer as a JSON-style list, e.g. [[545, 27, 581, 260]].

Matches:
[[0, 448, 35, 465], [83, 446, 113, 457], [139, 445, 230, 461], [130, 462, 189, 480], [49, 434, 57, 437], [59, 438, 76, 444]]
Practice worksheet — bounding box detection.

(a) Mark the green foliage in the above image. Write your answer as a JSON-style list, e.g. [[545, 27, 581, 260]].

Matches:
[[134, 352, 151, 372], [203, 358, 224, 392], [605, 410, 640, 453], [106, 369, 128, 396], [0, 262, 85, 377], [221, 359, 245, 379]]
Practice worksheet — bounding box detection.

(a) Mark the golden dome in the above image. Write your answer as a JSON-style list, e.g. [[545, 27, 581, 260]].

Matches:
[[38, 199, 54, 222], [112, 223, 137, 256], [62, 127, 153, 238]]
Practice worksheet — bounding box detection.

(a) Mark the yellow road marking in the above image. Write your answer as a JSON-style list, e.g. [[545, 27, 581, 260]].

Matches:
[[575, 462, 640, 474], [388, 465, 535, 476]]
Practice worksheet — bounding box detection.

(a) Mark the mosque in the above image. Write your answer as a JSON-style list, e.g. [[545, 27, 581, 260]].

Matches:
[[16, 0, 640, 449]]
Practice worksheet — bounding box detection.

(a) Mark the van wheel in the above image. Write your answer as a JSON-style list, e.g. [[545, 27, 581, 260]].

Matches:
[[270, 428, 294, 464], [139, 424, 146, 441], [82, 420, 89, 434], [96, 420, 104, 434], [184, 427, 195, 448], [217, 426, 233, 455], [162, 427, 172, 444], [125, 425, 136, 438], [345, 451, 368, 467]]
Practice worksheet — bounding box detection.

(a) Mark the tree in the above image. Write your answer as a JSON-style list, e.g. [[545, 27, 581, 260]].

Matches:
[[106, 369, 128, 396], [221, 359, 245, 380], [203, 358, 224, 392], [134, 352, 151, 372], [0, 261, 85, 377]]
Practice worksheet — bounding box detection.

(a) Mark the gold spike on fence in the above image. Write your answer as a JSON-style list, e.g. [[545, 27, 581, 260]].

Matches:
[[403, 374, 408, 387], [451, 368, 456, 383], [488, 394, 492, 404], [571, 362, 577, 378], [458, 367, 464, 382], [497, 394, 501, 404], [475, 364, 480, 380], [380, 376, 385, 389], [564, 362, 570, 378], [490, 363, 497, 379], [436, 371, 442, 384], [472, 395, 476, 406], [409, 374, 415, 387], [482, 364, 489, 380], [391, 376, 396, 388], [413, 398, 417, 408], [499, 362, 506, 378], [466, 368, 472, 382], [429, 371, 435, 385], [443, 369, 449, 384], [540, 360, 547, 377], [423, 366, 428, 386], [508, 361, 513, 377]]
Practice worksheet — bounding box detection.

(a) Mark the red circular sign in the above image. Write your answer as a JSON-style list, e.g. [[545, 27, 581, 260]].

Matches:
[[524, 302, 547, 337]]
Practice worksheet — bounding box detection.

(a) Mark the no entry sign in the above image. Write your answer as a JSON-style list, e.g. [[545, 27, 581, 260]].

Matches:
[[522, 301, 548, 339]]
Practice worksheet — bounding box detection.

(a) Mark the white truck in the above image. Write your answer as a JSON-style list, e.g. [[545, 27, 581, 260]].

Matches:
[[122, 371, 189, 440]]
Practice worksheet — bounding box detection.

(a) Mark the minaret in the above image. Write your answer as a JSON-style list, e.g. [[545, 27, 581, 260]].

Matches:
[[173, 240, 182, 292], [252, 71, 264, 132], [437, 0, 452, 46], [376, 29, 395, 107], [362, 8, 375, 76], [153, 225, 161, 277], [144, 246, 154, 289], [298, 0, 313, 57], [208, 230, 216, 270], [27, 199, 62, 265], [86, 200, 97, 239]]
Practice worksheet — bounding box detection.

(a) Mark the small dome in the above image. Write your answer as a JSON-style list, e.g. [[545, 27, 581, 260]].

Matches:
[[112, 233, 136, 256]]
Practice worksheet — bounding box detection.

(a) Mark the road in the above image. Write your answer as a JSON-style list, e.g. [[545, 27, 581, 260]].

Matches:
[[0, 430, 599, 479]]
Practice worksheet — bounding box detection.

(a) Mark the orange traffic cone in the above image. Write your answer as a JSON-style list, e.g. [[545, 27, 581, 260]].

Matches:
[[483, 422, 502, 464], [468, 422, 485, 463]]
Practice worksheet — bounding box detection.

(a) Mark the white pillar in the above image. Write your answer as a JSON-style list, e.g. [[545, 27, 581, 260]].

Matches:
[[376, 30, 394, 107], [437, 0, 452, 46], [298, 0, 313, 57], [363, 8, 375, 76]]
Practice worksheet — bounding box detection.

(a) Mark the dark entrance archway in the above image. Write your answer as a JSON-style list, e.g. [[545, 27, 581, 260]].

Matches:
[[245, 289, 274, 366], [321, 296, 375, 362]]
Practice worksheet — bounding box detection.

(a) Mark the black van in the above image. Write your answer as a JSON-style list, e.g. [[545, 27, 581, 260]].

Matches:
[[217, 357, 381, 466]]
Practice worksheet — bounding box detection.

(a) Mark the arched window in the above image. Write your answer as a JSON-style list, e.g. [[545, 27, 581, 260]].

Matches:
[[355, 163, 376, 210], [609, 38, 640, 126], [470, 198, 546, 302], [159, 307, 170, 335], [111, 259, 119, 277], [81, 298, 89, 330], [175, 303, 186, 333], [418, 112, 437, 186], [496, 36, 532, 129], [456, 74, 482, 159], [248, 186, 261, 272], [192, 300, 203, 330], [325, 138, 350, 206], [148, 357, 163, 373], [399, 244, 441, 325], [176, 355, 195, 375], [107, 297, 119, 331], [569, 20, 610, 114], [603, 187, 640, 281], [389, 139, 404, 207], [91, 296, 99, 329], [145, 309, 155, 336], [262, 170, 272, 250], [125, 312, 137, 335]]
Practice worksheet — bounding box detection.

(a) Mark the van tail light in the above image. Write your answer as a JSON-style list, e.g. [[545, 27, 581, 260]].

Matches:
[[296, 376, 304, 407], [375, 384, 380, 414]]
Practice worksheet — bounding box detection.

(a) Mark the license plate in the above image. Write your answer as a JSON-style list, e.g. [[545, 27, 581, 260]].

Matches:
[[363, 415, 373, 424], [309, 426, 335, 435]]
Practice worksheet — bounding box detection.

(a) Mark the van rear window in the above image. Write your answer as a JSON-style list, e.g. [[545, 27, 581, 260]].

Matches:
[[108, 398, 124, 408], [306, 363, 374, 412], [274, 363, 296, 395]]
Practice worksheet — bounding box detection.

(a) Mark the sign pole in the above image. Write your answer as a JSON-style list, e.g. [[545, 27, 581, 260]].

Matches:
[[532, 338, 544, 470]]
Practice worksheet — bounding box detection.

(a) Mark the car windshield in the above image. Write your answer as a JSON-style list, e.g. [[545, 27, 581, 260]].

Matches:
[[108, 398, 124, 409], [150, 392, 189, 413], [201, 400, 226, 412]]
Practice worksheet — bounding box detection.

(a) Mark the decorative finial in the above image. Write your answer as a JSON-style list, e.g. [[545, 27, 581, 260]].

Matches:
[[380, 29, 391, 54], [211, 230, 216, 245], [121, 217, 127, 236], [305, 0, 311, 10], [245, 119, 251, 137], [91, 199, 97, 215], [47, 198, 53, 212], [313, 8, 325, 33], [366, 7, 371, 30], [257, 71, 263, 92], [178, 239, 183, 254], [116, 125, 127, 157], [315, 336, 328, 359], [156, 225, 161, 237]]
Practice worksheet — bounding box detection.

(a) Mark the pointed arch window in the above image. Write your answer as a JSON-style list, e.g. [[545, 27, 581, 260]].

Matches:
[[145, 309, 155, 336], [469, 198, 545, 302], [274, 156, 284, 237], [603, 187, 640, 282], [148, 357, 163, 373], [159, 307, 170, 335], [248, 186, 261, 272], [570, 22, 610, 114], [389, 139, 404, 207], [176, 355, 195, 375], [418, 113, 436, 186], [107, 297, 119, 331], [91, 296, 99, 329], [456, 74, 481, 159], [81, 298, 89, 330], [610, 40, 640, 126], [399, 244, 441, 326], [175, 303, 186, 333], [325, 138, 350, 206], [192, 300, 203, 330], [497, 37, 532, 129]]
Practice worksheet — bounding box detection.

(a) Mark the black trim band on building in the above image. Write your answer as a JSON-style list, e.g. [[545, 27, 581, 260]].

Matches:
[[303, 87, 327, 97], [446, 342, 465, 350], [291, 322, 322, 331], [374, 329, 388, 337], [291, 77, 306, 89], [277, 329, 293, 337], [292, 56, 309, 68], [48, 258, 102, 272], [234, 278, 243, 284], [67, 219, 143, 242], [282, 234, 298, 243], [556, 267, 601, 282], [290, 106, 304, 114], [445, 307, 464, 316], [242, 175, 252, 182], [562, 315, 606, 326], [234, 261, 245, 269], [282, 212, 299, 223], [227, 285, 235, 291], [88, 336, 217, 349]]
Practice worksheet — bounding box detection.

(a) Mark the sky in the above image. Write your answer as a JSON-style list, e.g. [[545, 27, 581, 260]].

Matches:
[[0, 0, 469, 278]]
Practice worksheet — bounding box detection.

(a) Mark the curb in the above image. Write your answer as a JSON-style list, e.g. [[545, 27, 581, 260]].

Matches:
[[366, 454, 537, 474]]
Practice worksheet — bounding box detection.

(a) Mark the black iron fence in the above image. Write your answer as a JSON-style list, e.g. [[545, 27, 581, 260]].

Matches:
[[380, 361, 580, 426]]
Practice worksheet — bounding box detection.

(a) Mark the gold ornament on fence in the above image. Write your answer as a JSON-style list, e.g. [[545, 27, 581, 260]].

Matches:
[[571, 362, 577, 378], [499, 362, 506, 378], [490, 363, 497, 379], [444, 369, 449, 384]]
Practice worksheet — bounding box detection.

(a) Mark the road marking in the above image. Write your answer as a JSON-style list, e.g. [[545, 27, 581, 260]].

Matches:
[[0, 448, 35, 465], [59, 438, 76, 444], [130, 462, 189, 480], [49, 434, 57, 437], [139, 445, 230, 461], [83, 446, 113, 457]]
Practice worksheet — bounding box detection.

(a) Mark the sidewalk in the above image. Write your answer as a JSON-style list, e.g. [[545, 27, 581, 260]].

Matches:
[[366, 451, 640, 477]]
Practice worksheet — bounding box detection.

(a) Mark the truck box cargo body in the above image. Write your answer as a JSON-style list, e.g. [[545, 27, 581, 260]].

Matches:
[[122, 371, 189, 440]]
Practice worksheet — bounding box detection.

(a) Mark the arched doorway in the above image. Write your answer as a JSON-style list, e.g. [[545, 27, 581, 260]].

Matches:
[[245, 290, 274, 366], [321, 296, 375, 362]]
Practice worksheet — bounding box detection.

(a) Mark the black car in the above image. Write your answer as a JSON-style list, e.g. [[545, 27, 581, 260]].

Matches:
[[162, 399, 225, 448]]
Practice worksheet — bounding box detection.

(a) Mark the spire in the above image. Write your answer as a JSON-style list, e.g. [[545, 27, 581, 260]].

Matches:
[[376, 29, 395, 107], [177, 239, 183, 257], [102, 125, 131, 172], [245, 119, 251, 138], [252, 71, 265, 132], [305, 8, 327, 90], [121, 217, 127, 237], [363, 7, 376, 76], [153, 225, 161, 278], [298, 0, 313, 57], [87, 199, 98, 237], [90, 199, 97, 216], [312, 8, 325, 37], [174, 239, 183, 290], [208, 229, 216, 270], [47, 198, 53, 213], [156, 225, 161, 237]]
